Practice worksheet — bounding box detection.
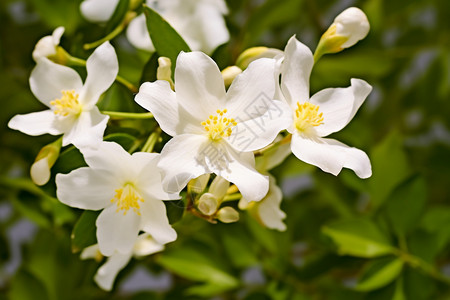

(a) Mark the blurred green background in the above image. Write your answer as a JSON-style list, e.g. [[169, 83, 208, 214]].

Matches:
[[1, 0, 450, 299]]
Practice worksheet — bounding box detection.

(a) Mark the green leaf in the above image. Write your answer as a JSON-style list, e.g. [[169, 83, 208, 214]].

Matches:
[[355, 257, 404, 291], [157, 247, 238, 297], [52, 146, 86, 175], [164, 199, 185, 224], [322, 218, 395, 258], [8, 270, 48, 300], [313, 51, 393, 90], [385, 176, 427, 235], [143, 5, 191, 74], [369, 131, 411, 209], [71, 210, 99, 253], [221, 225, 259, 268], [140, 52, 159, 84]]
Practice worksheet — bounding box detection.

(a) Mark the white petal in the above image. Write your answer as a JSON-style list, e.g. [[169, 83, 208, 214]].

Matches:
[[8, 110, 62, 136], [55, 168, 116, 210], [255, 135, 292, 171], [79, 42, 118, 108], [209, 176, 229, 199], [131, 152, 180, 200], [94, 251, 132, 291], [175, 51, 226, 118], [291, 134, 372, 178], [133, 234, 165, 256], [80, 141, 130, 175], [281, 36, 314, 107], [257, 176, 286, 231], [96, 205, 141, 256], [227, 100, 292, 152], [126, 14, 155, 51], [207, 143, 269, 202], [80, 244, 100, 260], [51, 26, 65, 45], [226, 58, 276, 121], [310, 78, 372, 137], [80, 0, 119, 23], [62, 108, 109, 148], [30, 58, 83, 107], [194, 1, 229, 54], [140, 197, 177, 245], [158, 134, 209, 194], [135, 80, 201, 136]]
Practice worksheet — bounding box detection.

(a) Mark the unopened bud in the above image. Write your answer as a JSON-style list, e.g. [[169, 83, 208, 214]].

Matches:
[[197, 193, 218, 216], [187, 174, 210, 194], [157, 57, 174, 89], [222, 66, 242, 87], [314, 7, 369, 61], [30, 139, 62, 186], [236, 47, 283, 69], [216, 207, 239, 223]]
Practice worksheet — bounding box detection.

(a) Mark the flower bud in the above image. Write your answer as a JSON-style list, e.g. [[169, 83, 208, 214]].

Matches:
[[187, 174, 210, 194], [222, 66, 242, 87], [30, 139, 62, 186], [216, 207, 239, 223], [315, 7, 369, 61], [157, 57, 174, 89], [236, 47, 283, 69], [197, 193, 219, 216]]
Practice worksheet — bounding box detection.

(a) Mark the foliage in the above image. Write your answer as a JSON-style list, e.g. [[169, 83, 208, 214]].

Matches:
[[1, 0, 449, 299]]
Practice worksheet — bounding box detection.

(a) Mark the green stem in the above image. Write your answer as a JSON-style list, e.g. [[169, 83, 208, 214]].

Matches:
[[395, 249, 450, 285], [116, 75, 138, 93], [83, 11, 136, 50], [141, 128, 161, 153], [254, 133, 291, 157], [101, 111, 153, 119]]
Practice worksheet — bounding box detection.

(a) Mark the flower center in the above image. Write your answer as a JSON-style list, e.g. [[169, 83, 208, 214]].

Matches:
[[110, 183, 144, 215], [201, 109, 237, 141], [50, 90, 82, 117], [294, 102, 324, 132]]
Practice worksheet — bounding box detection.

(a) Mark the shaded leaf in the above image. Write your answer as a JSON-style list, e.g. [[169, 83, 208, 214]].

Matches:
[[385, 176, 427, 235], [355, 257, 403, 291], [369, 131, 411, 209], [322, 218, 395, 258], [143, 5, 190, 74], [71, 210, 99, 253]]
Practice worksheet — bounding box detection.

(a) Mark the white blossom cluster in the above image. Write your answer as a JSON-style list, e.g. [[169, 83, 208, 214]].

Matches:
[[8, 3, 371, 291]]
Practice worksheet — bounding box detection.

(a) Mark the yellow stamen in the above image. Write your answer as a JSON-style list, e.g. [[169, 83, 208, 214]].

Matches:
[[110, 183, 144, 216], [294, 102, 324, 132], [201, 109, 237, 141], [50, 90, 82, 117]]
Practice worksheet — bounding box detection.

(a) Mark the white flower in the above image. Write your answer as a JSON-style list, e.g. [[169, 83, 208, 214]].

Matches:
[[135, 51, 291, 201], [80, 0, 120, 23], [8, 42, 118, 149], [332, 7, 370, 49], [239, 175, 286, 231], [32, 26, 65, 61], [81, 233, 164, 291], [126, 0, 229, 54], [56, 141, 178, 256], [277, 36, 372, 178]]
